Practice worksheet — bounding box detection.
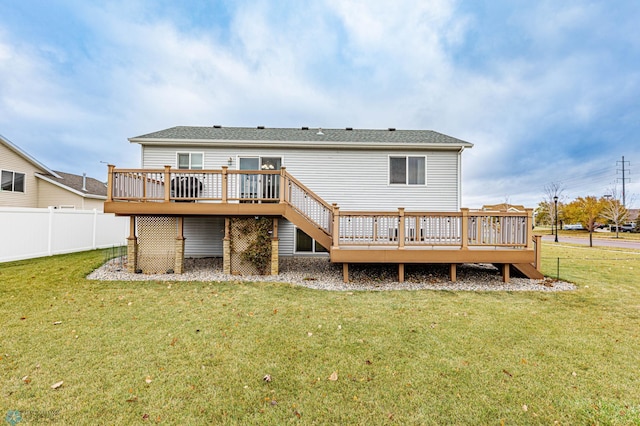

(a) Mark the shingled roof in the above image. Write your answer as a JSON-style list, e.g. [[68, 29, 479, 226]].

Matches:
[[129, 126, 473, 148], [36, 171, 107, 198]]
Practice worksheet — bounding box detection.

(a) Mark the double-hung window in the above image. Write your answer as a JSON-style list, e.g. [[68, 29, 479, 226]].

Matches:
[[1, 170, 25, 193], [389, 156, 425, 185]]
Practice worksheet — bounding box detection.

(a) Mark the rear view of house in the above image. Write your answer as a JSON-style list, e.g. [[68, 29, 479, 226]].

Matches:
[[104, 126, 542, 282]]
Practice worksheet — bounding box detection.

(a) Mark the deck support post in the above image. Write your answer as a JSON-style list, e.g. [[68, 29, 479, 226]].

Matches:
[[174, 217, 185, 274], [126, 216, 138, 273], [223, 217, 231, 274], [449, 264, 457, 282], [343, 263, 349, 283], [271, 218, 279, 275], [398, 263, 405, 282], [221, 166, 228, 203], [163, 165, 171, 202], [501, 264, 510, 283]]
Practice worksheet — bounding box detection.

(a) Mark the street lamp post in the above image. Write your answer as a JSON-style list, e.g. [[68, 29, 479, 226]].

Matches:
[[553, 195, 559, 243]]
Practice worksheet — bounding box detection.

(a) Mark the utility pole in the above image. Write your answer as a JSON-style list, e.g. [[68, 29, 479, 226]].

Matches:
[[617, 156, 630, 206]]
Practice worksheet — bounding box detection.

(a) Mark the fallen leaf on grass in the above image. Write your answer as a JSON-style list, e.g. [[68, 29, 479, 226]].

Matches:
[[145, 376, 153, 384], [170, 337, 178, 346], [523, 404, 528, 412], [328, 371, 338, 381], [502, 369, 513, 377], [126, 396, 138, 403], [22, 375, 30, 384], [53, 321, 62, 325], [51, 381, 64, 389]]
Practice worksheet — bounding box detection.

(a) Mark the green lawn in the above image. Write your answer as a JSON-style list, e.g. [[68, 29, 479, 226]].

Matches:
[[1, 245, 639, 425]]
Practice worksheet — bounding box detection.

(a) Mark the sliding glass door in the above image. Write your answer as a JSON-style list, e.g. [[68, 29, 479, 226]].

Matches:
[[239, 157, 281, 201]]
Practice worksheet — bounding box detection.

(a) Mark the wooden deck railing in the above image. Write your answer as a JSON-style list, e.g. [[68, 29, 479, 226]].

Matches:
[[334, 208, 532, 250], [107, 166, 533, 250]]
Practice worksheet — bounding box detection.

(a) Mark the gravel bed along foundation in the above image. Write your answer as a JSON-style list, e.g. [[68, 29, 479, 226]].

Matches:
[[87, 256, 576, 292]]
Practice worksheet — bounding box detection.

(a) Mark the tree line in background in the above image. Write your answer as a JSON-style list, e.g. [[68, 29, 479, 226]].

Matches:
[[535, 183, 638, 247]]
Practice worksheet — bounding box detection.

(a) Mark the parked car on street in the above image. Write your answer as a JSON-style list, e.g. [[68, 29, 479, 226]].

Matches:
[[611, 224, 636, 233], [563, 224, 584, 230]]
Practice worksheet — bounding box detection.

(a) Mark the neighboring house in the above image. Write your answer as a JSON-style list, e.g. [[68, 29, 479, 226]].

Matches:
[[1, 134, 106, 210], [35, 170, 107, 211], [482, 203, 526, 212], [105, 126, 542, 282]]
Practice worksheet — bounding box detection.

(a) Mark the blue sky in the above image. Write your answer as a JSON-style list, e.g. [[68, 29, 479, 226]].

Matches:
[[1, 0, 638, 207]]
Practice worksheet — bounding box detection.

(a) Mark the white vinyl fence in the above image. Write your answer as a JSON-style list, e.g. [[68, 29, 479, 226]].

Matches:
[[1, 207, 129, 263]]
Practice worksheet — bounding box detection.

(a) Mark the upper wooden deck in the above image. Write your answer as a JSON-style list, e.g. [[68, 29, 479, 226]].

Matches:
[[104, 165, 542, 280]]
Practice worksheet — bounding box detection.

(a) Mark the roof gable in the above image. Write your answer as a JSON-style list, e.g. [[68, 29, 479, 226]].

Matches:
[[0, 133, 61, 178]]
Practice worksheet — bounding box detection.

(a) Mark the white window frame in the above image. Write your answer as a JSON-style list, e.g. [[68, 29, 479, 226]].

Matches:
[[293, 227, 329, 255], [176, 152, 204, 170], [1, 169, 26, 193], [388, 155, 426, 186]]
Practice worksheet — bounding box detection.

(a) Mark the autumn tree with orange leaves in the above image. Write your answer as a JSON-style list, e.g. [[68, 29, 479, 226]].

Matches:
[[562, 196, 605, 247]]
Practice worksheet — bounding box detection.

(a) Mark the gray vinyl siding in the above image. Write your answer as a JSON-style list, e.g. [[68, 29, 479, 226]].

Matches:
[[184, 217, 224, 257], [142, 145, 461, 256], [141, 146, 461, 211], [278, 219, 295, 257], [182, 217, 295, 257]]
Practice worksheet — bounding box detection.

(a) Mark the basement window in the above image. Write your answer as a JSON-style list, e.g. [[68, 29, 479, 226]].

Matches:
[[389, 156, 425, 185], [295, 228, 328, 254], [1, 170, 25, 193]]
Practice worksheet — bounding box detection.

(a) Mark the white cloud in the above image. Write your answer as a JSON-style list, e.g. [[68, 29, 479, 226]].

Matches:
[[0, 0, 638, 201]]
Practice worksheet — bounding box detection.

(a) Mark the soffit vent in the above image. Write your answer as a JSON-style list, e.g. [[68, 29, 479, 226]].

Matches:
[[213, 125, 222, 128], [346, 127, 353, 130], [301, 126, 309, 130], [257, 126, 265, 129], [388, 128, 396, 131]]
